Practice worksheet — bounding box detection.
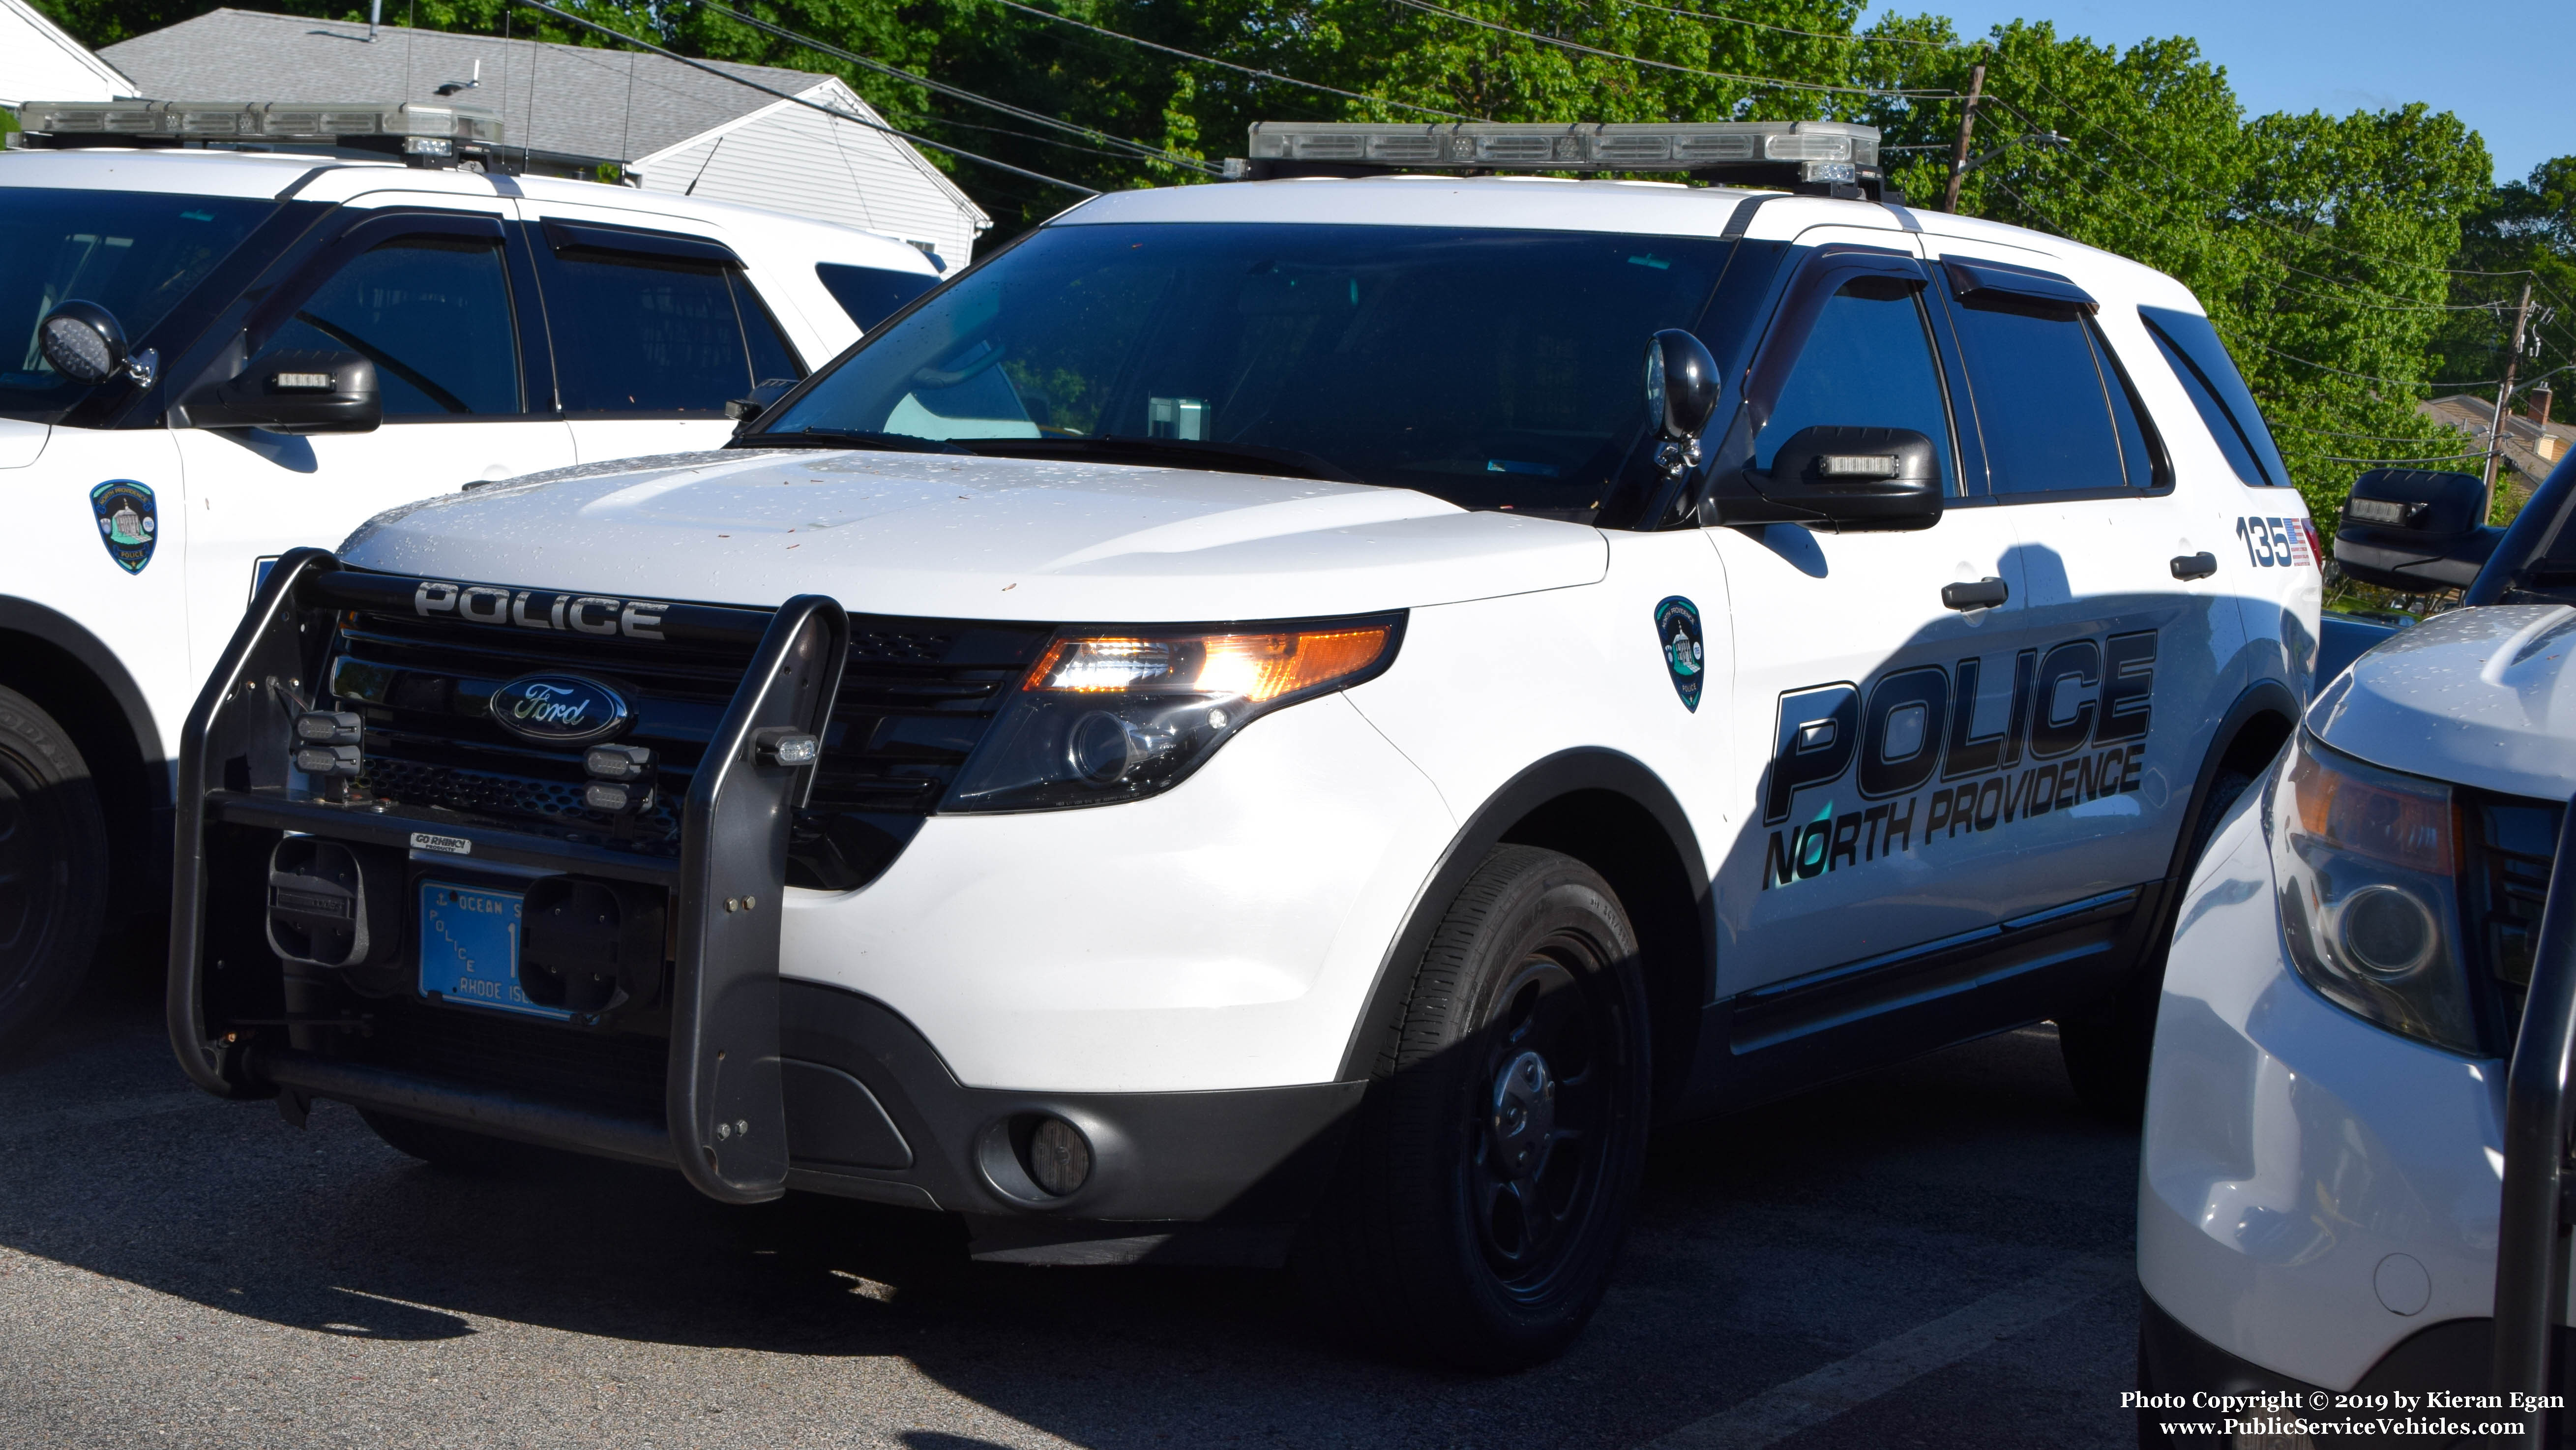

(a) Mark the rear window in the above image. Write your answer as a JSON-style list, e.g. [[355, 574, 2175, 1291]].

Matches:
[[536, 248, 788, 415], [1946, 288, 2165, 495], [0, 187, 274, 416], [816, 262, 939, 332]]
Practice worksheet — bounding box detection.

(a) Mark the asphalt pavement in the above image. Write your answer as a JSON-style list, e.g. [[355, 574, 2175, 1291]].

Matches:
[[0, 966, 2143, 1450]]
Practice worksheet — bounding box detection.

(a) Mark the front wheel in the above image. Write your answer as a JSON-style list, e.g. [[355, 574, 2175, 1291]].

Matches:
[[1303, 845, 1651, 1371], [0, 686, 108, 1063]]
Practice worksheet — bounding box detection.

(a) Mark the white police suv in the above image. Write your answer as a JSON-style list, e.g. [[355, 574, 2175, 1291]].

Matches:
[[0, 99, 942, 1057], [2139, 454, 2576, 1444], [170, 120, 2321, 1368]]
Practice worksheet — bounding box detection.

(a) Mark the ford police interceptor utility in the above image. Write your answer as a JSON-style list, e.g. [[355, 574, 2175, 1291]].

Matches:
[[2139, 453, 2576, 1445], [0, 98, 944, 1057], [170, 119, 2322, 1368]]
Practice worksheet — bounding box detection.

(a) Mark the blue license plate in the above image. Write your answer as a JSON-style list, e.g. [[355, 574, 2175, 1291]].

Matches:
[[418, 881, 563, 1020]]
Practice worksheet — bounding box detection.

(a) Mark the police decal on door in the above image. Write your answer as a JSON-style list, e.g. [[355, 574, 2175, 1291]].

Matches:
[[1761, 630, 2159, 888]]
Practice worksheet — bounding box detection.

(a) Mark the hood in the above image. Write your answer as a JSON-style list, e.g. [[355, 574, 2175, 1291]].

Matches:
[[340, 450, 1607, 622], [2307, 605, 2576, 801]]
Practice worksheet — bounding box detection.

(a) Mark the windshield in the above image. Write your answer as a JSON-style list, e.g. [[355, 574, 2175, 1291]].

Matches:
[[0, 187, 275, 416], [760, 222, 1735, 515]]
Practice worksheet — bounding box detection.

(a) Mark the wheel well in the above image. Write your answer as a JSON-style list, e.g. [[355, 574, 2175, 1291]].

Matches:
[[1499, 789, 1706, 1113], [0, 630, 162, 902], [2217, 708, 2294, 783]]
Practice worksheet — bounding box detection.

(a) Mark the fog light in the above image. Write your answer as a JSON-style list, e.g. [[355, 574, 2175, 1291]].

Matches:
[[1024, 1117, 1092, 1196], [1065, 711, 1141, 786]]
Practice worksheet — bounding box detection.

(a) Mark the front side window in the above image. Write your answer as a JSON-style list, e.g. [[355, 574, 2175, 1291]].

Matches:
[[1756, 278, 1955, 493], [538, 250, 769, 414], [1949, 288, 2163, 495], [763, 223, 1736, 516], [0, 187, 275, 417], [266, 237, 520, 416]]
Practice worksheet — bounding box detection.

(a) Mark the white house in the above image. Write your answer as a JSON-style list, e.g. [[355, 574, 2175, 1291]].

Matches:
[[0, 0, 137, 109], [95, 7, 989, 266]]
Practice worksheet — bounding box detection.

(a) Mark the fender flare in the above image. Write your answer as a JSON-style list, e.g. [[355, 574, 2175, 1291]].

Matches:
[[1332, 747, 1712, 1083], [0, 594, 169, 812]]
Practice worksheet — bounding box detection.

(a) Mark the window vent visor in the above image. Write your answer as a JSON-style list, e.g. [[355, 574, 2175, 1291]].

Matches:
[[1942, 259, 2098, 313]]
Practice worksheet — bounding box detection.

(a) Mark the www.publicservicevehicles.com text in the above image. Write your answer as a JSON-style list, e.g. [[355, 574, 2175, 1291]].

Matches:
[[2128, 1390, 2563, 1437]]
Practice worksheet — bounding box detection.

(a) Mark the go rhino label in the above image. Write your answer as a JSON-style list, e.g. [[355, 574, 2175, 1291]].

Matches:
[[1761, 629, 2157, 889]]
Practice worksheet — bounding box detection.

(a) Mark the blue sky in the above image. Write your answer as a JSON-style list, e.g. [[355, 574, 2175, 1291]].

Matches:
[[1910, 1, 2570, 183]]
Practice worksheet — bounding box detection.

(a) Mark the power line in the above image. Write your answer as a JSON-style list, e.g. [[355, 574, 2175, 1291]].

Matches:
[[710, 5, 1220, 175], [1612, 0, 1956, 47], [2240, 338, 2500, 391], [505, 0, 1099, 195], [1987, 79, 2537, 284], [1386, 0, 1957, 96], [986, 0, 1476, 121]]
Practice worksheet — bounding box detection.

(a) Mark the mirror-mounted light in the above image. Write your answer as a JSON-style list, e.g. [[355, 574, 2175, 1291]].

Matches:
[[1744, 425, 1943, 532], [37, 300, 144, 386], [181, 349, 382, 433]]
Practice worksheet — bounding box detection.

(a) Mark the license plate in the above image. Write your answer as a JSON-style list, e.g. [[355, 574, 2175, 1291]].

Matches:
[[418, 881, 563, 1020]]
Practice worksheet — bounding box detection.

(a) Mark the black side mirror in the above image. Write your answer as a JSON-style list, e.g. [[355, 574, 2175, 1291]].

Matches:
[[180, 350, 381, 434], [1645, 329, 1719, 482], [2332, 468, 2498, 591], [1746, 425, 1942, 531], [37, 300, 156, 388], [727, 377, 800, 427]]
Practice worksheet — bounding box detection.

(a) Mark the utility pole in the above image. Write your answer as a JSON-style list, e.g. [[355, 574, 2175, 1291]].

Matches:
[[1942, 63, 1986, 214], [2485, 278, 2535, 516]]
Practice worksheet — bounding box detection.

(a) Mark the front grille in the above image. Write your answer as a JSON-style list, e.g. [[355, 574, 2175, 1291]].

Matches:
[[321, 594, 1051, 888], [2465, 792, 2564, 1049]]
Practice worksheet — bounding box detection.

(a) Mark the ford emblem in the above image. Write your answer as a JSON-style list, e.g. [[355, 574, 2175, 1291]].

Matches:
[[488, 673, 631, 746]]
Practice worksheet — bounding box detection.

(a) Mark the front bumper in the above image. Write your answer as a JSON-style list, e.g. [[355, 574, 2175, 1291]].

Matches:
[[2137, 785, 2516, 1392]]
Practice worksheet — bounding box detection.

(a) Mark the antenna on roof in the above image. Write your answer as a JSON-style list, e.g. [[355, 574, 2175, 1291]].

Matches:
[[368, 0, 381, 40]]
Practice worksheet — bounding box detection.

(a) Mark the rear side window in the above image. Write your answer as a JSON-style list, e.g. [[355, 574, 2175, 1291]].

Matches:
[[269, 236, 520, 416], [816, 262, 939, 332], [1947, 286, 2164, 495], [2141, 307, 2288, 487], [537, 249, 778, 414]]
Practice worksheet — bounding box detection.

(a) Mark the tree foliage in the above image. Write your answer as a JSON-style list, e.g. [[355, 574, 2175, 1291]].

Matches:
[[30, 0, 2569, 518]]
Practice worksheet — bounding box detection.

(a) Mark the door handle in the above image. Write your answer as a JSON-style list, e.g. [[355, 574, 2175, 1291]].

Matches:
[[1941, 577, 2009, 611], [2170, 551, 2218, 581]]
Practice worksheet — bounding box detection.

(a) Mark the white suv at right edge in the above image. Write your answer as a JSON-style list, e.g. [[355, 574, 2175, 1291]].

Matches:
[[2139, 454, 2576, 1446]]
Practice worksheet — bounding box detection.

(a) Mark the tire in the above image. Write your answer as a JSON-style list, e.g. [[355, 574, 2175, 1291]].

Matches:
[[0, 686, 109, 1063], [2063, 766, 2257, 1124], [361, 1110, 549, 1175], [1302, 845, 1652, 1371]]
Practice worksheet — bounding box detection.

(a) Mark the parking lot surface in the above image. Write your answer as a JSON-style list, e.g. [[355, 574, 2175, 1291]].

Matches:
[[0, 976, 2141, 1450]]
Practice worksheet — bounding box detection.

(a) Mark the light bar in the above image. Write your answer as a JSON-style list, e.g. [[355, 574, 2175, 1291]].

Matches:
[[14, 99, 503, 145], [1238, 120, 1878, 175]]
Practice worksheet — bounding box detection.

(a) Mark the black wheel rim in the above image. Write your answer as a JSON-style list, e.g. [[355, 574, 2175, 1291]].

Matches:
[[1465, 940, 1622, 1297], [0, 746, 73, 1013]]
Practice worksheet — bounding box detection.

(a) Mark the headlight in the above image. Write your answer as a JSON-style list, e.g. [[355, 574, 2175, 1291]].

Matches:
[[942, 614, 1403, 812], [2271, 731, 2482, 1055]]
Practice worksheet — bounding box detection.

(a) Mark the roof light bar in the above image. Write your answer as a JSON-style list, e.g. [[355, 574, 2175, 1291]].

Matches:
[[1230, 120, 1894, 199], [15, 99, 505, 143]]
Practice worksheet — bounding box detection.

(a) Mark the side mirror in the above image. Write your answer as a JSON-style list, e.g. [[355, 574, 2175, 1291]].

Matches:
[[1645, 329, 1719, 482], [38, 300, 156, 388], [2332, 468, 2498, 591], [1747, 425, 1942, 531], [180, 350, 382, 434], [726, 376, 800, 427]]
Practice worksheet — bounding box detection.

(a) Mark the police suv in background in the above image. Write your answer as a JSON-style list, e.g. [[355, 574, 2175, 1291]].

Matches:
[[171, 119, 2318, 1368], [0, 99, 942, 1057], [2139, 453, 2576, 1444]]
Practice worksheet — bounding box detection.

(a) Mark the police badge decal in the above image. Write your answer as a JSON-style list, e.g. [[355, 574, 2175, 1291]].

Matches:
[[1653, 596, 1704, 712], [90, 480, 157, 574]]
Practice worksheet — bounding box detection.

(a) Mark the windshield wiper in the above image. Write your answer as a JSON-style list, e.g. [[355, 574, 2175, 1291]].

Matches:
[[728, 428, 972, 454], [953, 434, 1364, 485]]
